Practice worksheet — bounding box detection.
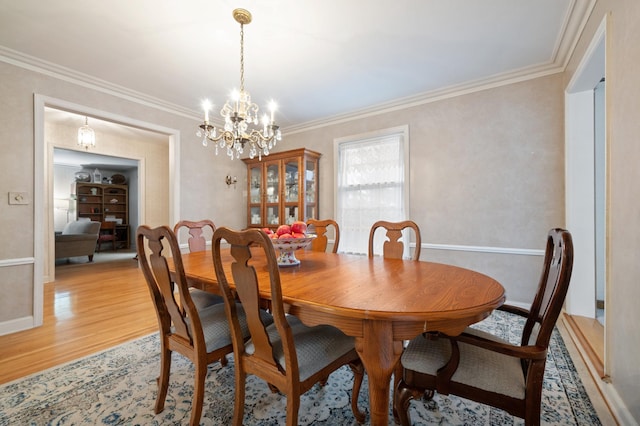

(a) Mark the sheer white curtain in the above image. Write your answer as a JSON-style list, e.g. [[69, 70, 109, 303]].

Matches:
[[335, 127, 409, 255]]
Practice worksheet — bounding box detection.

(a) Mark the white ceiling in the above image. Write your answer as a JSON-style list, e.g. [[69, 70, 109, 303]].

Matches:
[[1, 0, 592, 133]]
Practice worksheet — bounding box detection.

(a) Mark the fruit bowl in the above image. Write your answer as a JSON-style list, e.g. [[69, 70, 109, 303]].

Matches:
[[270, 236, 315, 267]]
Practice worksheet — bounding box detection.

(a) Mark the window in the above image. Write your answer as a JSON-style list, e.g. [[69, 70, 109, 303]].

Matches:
[[334, 126, 409, 255]]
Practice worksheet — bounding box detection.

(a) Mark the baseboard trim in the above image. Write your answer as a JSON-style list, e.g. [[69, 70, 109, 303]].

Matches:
[[561, 314, 637, 426], [0, 315, 35, 336]]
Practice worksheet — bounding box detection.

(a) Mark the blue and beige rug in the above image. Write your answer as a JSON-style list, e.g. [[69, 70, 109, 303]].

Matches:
[[0, 311, 601, 425]]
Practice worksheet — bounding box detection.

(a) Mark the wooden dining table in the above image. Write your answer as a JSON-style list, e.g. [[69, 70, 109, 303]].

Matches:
[[172, 248, 505, 426]]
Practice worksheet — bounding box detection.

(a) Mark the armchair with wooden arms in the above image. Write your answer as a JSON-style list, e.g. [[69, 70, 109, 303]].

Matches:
[[212, 227, 365, 425], [394, 228, 574, 426]]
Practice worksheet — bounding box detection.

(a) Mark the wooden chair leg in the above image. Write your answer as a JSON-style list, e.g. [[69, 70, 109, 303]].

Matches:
[[233, 371, 246, 426], [155, 347, 171, 414], [286, 389, 301, 426], [190, 360, 207, 426], [349, 360, 366, 423]]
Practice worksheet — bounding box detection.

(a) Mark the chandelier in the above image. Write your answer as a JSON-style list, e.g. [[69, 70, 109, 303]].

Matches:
[[77, 116, 96, 150], [197, 8, 281, 160]]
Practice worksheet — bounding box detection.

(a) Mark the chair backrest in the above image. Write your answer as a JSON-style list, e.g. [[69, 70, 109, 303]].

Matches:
[[212, 227, 297, 377], [306, 218, 340, 253], [521, 228, 574, 349], [136, 225, 203, 348], [173, 219, 216, 253], [100, 221, 116, 231], [368, 220, 421, 260]]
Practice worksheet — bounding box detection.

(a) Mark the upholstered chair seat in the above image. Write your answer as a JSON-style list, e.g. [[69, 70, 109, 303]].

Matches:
[[246, 315, 358, 382], [401, 328, 526, 399]]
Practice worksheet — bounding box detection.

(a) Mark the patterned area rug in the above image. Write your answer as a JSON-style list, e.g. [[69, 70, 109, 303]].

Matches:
[[0, 311, 601, 425]]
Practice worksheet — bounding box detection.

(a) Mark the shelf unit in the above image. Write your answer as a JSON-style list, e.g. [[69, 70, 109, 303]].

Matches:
[[243, 148, 320, 230], [72, 183, 129, 248]]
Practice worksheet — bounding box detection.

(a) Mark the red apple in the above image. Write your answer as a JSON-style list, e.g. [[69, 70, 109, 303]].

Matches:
[[278, 233, 293, 239], [262, 227, 273, 235], [291, 221, 307, 235], [276, 224, 292, 236], [291, 232, 306, 238]]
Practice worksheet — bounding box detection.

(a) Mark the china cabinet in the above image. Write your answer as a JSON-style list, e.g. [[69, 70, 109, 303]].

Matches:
[[242, 148, 320, 229]]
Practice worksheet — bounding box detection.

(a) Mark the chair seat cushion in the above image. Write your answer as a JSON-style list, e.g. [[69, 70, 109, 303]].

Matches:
[[193, 303, 273, 354], [189, 288, 224, 311], [246, 315, 355, 382], [402, 328, 526, 399]]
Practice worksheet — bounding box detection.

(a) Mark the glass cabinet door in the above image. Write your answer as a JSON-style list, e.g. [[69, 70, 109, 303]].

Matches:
[[283, 158, 301, 224], [265, 163, 280, 204], [284, 159, 299, 203], [250, 166, 262, 204], [303, 156, 318, 221], [248, 164, 262, 225]]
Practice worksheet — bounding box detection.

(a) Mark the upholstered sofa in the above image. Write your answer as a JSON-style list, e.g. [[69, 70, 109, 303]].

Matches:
[[55, 220, 101, 262]]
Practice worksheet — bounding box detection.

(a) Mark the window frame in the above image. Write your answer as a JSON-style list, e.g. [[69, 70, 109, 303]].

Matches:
[[333, 125, 410, 255]]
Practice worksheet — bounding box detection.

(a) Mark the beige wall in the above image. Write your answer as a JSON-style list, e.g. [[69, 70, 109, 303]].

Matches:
[[563, 0, 640, 420], [277, 74, 565, 305], [0, 60, 247, 326]]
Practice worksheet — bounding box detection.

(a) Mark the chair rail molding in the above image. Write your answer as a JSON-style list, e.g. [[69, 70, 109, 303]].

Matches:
[[420, 243, 544, 256]]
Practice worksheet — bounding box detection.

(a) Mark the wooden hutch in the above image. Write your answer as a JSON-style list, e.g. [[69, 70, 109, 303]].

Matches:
[[242, 148, 320, 230]]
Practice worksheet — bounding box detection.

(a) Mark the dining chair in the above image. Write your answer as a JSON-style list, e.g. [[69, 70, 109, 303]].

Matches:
[[368, 220, 421, 260], [306, 218, 340, 253], [173, 219, 216, 253], [394, 228, 574, 426], [211, 227, 366, 426], [136, 225, 272, 426], [96, 221, 118, 252], [173, 219, 224, 309]]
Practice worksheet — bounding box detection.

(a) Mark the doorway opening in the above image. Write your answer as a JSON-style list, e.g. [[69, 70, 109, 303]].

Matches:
[[53, 146, 140, 265], [34, 94, 181, 329], [564, 17, 606, 378]]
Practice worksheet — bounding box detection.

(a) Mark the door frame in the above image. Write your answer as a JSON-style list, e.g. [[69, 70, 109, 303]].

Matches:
[[33, 94, 181, 326], [564, 16, 607, 365]]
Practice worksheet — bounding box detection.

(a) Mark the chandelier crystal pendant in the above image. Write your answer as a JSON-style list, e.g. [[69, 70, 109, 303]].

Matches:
[[77, 116, 96, 150], [197, 8, 282, 160]]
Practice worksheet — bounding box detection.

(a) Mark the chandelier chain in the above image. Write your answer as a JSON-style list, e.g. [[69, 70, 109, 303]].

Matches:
[[239, 23, 245, 93]]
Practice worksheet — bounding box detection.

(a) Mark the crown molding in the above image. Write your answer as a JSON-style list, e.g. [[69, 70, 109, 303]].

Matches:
[[0, 46, 200, 120], [1, 0, 595, 136]]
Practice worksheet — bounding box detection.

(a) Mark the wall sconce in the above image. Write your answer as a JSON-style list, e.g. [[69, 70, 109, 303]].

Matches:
[[225, 175, 238, 188]]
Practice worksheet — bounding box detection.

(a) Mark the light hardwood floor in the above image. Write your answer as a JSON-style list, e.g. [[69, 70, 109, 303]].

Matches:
[[0, 256, 157, 384]]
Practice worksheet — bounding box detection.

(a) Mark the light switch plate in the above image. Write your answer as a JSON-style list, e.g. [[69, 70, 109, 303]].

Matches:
[[8, 192, 29, 205]]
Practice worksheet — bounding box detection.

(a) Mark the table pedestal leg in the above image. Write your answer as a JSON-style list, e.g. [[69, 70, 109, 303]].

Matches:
[[355, 320, 403, 426]]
